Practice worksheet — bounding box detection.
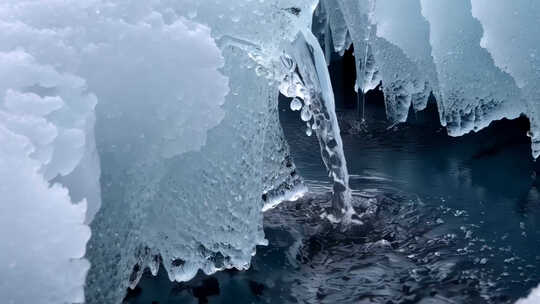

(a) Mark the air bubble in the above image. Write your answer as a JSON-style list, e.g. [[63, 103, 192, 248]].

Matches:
[[290, 98, 302, 111], [300, 105, 312, 122]]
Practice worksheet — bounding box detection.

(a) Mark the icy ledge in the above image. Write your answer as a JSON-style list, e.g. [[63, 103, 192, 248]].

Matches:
[[317, 0, 540, 158]]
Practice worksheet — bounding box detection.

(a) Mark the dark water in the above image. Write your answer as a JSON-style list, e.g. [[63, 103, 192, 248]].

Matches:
[[125, 91, 540, 303]]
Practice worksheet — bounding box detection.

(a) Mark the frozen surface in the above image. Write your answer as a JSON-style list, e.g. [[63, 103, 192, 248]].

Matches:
[[82, 1, 316, 304]]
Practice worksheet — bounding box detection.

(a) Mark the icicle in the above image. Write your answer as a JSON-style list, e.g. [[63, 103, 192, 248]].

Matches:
[[281, 29, 354, 221]]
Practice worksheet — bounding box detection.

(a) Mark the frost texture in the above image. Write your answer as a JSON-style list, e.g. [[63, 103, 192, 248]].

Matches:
[[0, 50, 92, 303]]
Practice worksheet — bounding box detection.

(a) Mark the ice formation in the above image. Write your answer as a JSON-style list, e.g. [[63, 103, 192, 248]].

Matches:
[[0, 0, 315, 303], [316, 0, 539, 158], [0, 51, 93, 303], [282, 29, 353, 218], [421, 0, 524, 137], [517, 284, 540, 304], [2, 0, 540, 303], [470, 0, 540, 157]]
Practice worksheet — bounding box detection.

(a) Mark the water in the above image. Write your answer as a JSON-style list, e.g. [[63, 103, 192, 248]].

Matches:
[[277, 93, 540, 303]]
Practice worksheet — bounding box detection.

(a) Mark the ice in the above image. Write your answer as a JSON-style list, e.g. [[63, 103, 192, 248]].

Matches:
[[470, 0, 540, 158], [285, 29, 354, 219], [290, 98, 303, 111], [317, 0, 540, 157], [313, 0, 352, 59], [322, 0, 431, 122], [333, 0, 381, 93], [1, 1, 315, 303], [0, 50, 91, 304], [372, 0, 438, 113], [516, 285, 540, 304], [301, 105, 313, 122], [356, 0, 435, 122], [420, 0, 525, 137], [4, 0, 540, 303]]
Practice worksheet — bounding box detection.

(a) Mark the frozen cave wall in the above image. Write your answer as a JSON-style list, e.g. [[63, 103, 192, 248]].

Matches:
[[316, 0, 540, 158], [2, 0, 540, 303], [0, 0, 317, 303], [470, 0, 540, 158]]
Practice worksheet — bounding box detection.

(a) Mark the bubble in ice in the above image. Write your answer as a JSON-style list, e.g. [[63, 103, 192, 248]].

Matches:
[[290, 98, 302, 111], [300, 105, 312, 121]]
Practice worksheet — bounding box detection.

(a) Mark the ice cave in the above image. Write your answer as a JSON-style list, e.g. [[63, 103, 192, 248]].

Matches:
[[1, 0, 540, 303]]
